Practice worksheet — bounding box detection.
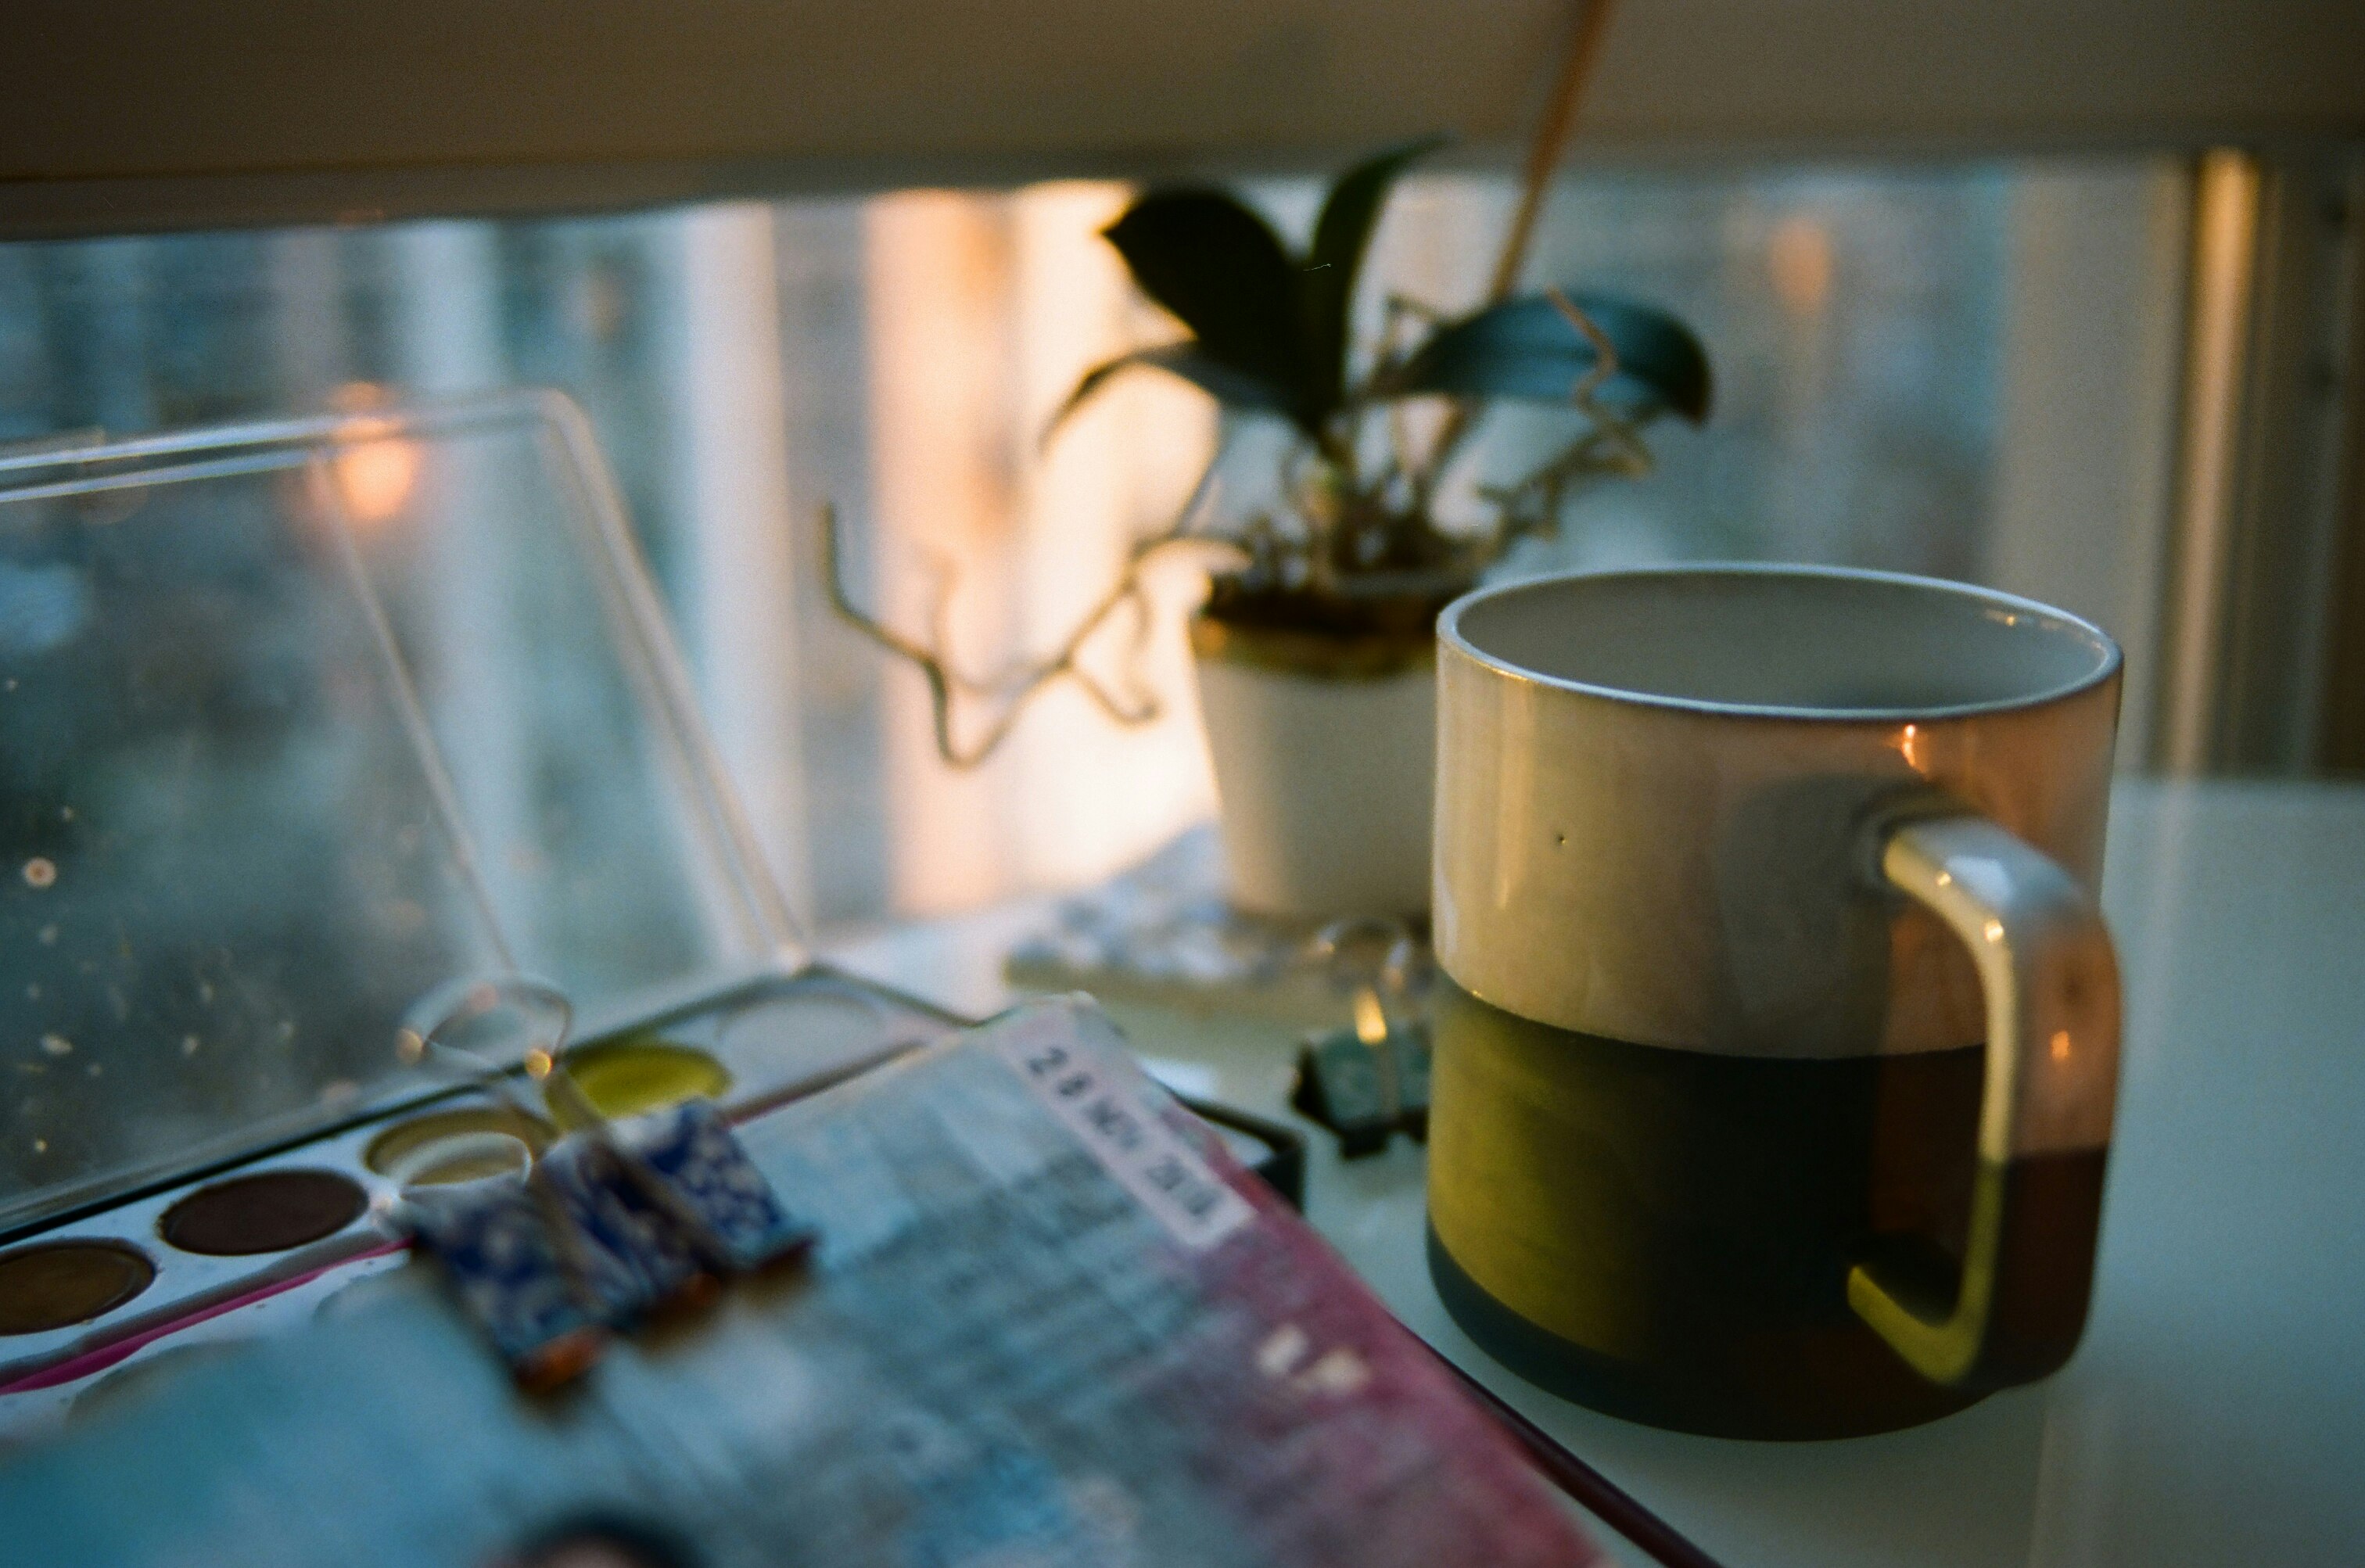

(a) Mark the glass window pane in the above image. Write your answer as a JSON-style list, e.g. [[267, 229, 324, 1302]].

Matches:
[[0, 155, 2187, 957]]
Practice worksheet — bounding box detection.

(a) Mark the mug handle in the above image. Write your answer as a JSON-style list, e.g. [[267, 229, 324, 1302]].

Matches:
[[1849, 813, 2122, 1389]]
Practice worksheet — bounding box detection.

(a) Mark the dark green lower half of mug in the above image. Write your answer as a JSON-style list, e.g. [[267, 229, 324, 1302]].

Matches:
[[1428, 976, 2035, 1441]]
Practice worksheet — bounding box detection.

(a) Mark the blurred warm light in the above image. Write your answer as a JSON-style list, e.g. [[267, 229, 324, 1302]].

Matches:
[[1767, 215, 1835, 318], [864, 184, 1217, 916], [1897, 721, 1925, 773], [865, 190, 1021, 914], [328, 383, 419, 526]]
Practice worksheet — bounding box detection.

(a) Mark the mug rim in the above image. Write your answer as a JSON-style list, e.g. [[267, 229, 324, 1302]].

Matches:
[[1437, 562, 2123, 723]]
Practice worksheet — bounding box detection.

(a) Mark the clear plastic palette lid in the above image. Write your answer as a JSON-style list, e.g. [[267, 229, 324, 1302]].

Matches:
[[0, 393, 801, 1232]]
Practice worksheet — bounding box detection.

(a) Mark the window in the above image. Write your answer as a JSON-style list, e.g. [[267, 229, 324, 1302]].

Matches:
[[0, 158, 2191, 938]]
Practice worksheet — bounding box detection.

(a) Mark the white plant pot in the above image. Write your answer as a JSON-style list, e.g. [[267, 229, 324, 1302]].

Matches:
[[1192, 641, 1436, 920]]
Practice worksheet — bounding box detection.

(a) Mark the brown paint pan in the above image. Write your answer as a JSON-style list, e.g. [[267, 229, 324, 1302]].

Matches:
[[0, 1240, 156, 1336], [158, 1169, 368, 1258]]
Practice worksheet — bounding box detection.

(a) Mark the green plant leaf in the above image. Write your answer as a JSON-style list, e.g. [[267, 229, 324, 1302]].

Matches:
[[1382, 292, 1713, 423], [1299, 135, 1448, 424], [1101, 191, 1305, 422], [1043, 342, 1296, 445]]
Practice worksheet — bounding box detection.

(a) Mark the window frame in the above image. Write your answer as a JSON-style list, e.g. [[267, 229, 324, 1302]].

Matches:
[[5, 1, 2363, 240]]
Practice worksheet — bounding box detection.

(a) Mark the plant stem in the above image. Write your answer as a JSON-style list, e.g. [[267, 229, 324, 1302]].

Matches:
[[817, 430, 1233, 767], [1487, 0, 1618, 305], [1423, 0, 1619, 500]]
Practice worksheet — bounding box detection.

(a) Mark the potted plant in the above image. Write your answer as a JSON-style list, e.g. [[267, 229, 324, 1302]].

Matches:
[[825, 23, 1709, 919]]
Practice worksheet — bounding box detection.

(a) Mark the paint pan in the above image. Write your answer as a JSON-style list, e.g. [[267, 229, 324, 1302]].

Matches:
[[553, 1039, 732, 1128], [0, 1241, 156, 1336], [365, 1107, 554, 1186], [158, 1170, 369, 1258]]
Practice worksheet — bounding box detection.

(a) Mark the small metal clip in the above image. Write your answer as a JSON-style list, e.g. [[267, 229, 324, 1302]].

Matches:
[[1291, 921, 1433, 1158]]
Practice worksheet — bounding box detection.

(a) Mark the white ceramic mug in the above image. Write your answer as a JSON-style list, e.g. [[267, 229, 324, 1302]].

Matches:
[[1427, 565, 2123, 1438]]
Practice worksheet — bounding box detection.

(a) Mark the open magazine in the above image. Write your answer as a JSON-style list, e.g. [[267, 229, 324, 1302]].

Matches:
[[0, 997, 1595, 1566]]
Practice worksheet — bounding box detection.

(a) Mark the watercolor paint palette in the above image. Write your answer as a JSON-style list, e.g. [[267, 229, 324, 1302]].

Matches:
[[0, 400, 968, 1441], [0, 965, 959, 1439]]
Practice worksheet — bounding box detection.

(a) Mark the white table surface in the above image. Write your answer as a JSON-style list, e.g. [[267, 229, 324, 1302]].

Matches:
[[831, 780, 2365, 1567]]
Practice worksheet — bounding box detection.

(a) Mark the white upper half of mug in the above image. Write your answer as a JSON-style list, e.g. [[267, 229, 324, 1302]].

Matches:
[[1441, 563, 2119, 723], [1432, 565, 2123, 1057]]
